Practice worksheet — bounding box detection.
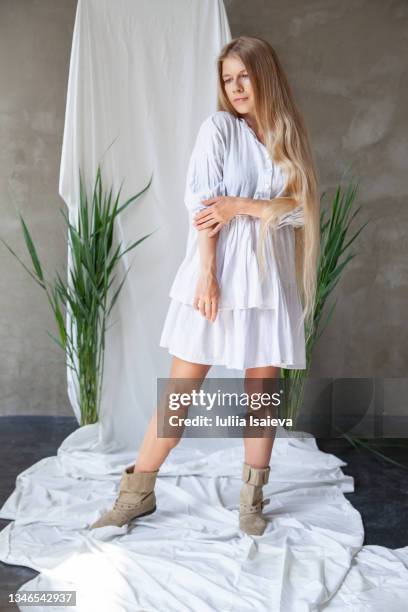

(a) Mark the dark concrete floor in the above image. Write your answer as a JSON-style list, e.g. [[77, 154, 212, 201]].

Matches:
[[0, 417, 81, 611], [0, 416, 407, 610]]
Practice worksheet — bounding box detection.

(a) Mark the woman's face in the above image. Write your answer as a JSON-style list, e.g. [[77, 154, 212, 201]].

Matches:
[[221, 55, 255, 116]]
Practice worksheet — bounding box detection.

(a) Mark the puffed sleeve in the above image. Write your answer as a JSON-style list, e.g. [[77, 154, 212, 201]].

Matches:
[[276, 204, 304, 229], [272, 174, 305, 229], [184, 114, 226, 226]]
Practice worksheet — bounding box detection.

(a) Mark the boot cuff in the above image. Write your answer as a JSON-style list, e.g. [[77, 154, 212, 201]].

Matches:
[[242, 462, 270, 486]]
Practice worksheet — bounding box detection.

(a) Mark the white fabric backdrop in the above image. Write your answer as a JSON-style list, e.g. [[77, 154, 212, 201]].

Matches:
[[0, 1, 407, 610], [59, 0, 235, 453]]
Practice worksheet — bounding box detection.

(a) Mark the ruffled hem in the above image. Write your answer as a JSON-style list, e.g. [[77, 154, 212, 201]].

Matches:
[[159, 299, 306, 371]]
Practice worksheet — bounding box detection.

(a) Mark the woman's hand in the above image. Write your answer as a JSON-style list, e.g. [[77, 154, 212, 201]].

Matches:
[[193, 270, 220, 322], [193, 196, 243, 236]]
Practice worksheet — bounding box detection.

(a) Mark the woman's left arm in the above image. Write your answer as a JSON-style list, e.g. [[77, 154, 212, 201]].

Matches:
[[193, 195, 299, 233]]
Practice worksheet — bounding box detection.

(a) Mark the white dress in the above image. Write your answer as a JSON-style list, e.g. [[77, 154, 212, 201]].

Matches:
[[159, 110, 306, 370]]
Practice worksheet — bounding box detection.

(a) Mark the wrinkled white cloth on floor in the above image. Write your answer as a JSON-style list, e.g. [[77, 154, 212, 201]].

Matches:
[[1, 428, 407, 611]]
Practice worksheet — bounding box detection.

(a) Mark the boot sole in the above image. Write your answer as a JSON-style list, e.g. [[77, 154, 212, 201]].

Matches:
[[89, 505, 157, 530], [129, 505, 157, 523]]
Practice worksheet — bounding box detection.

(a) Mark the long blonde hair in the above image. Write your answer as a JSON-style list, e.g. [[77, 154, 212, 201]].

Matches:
[[216, 36, 320, 330]]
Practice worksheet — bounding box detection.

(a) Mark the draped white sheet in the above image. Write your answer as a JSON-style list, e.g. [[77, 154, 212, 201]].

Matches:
[[59, 0, 236, 450], [0, 1, 407, 610]]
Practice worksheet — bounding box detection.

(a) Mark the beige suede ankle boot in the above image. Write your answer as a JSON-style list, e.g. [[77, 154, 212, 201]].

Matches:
[[239, 462, 271, 536], [89, 464, 159, 529]]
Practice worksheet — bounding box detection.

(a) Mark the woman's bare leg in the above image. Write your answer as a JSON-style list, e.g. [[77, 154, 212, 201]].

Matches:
[[132, 356, 211, 472], [243, 365, 280, 468]]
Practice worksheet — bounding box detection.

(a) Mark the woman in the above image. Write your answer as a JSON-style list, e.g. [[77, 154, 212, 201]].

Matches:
[[90, 36, 320, 536]]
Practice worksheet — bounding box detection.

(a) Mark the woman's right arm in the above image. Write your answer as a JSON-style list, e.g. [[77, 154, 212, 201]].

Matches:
[[193, 228, 219, 322], [185, 114, 226, 322]]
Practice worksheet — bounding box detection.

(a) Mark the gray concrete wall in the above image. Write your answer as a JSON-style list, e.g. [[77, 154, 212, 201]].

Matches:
[[0, 0, 77, 416], [0, 1, 406, 416], [224, 0, 408, 379]]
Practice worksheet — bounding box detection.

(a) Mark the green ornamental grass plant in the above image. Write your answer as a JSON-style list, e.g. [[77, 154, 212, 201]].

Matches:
[[281, 182, 369, 425], [1, 165, 156, 426], [279, 182, 406, 469]]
